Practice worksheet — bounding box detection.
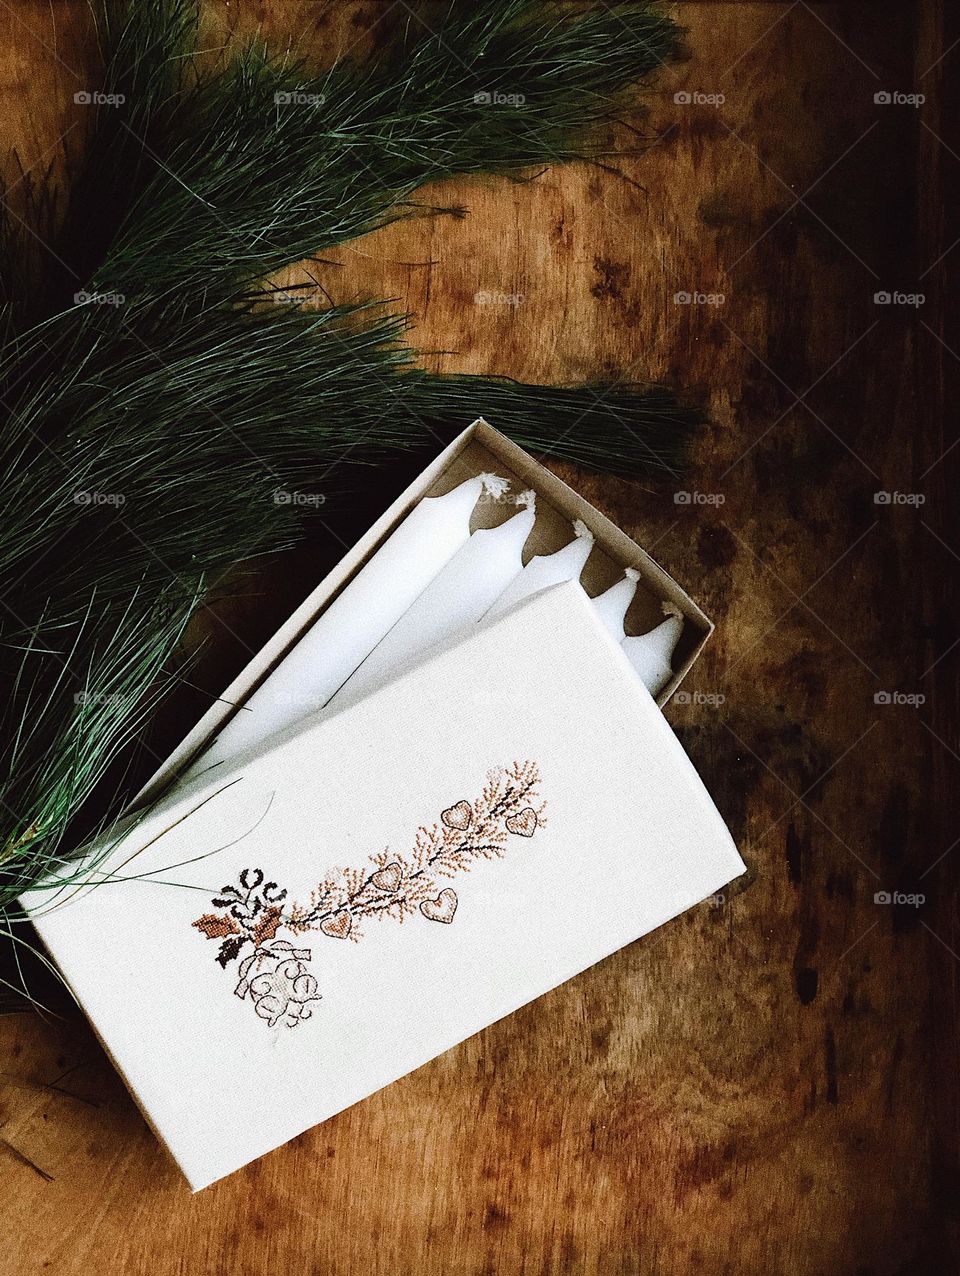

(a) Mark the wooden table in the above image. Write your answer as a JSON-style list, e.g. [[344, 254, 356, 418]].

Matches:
[[1, 3, 956, 1272]]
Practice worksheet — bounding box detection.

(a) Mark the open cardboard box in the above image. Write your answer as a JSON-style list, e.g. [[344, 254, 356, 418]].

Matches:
[[136, 419, 712, 809], [25, 579, 741, 1191], [24, 420, 738, 1191]]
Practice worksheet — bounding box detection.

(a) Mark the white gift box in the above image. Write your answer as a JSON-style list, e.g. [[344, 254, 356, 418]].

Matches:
[[22, 582, 744, 1190]]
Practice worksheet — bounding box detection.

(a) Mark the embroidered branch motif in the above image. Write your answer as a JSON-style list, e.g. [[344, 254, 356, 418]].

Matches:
[[192, 761, 546, 1028]]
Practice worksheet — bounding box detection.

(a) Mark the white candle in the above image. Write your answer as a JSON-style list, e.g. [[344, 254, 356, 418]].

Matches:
[[621, 604, 685, 696], [484, 519, 594, 620], [335, 491, 537, 703], [192, 472, 509, 772], [592, 568, 640, 639]]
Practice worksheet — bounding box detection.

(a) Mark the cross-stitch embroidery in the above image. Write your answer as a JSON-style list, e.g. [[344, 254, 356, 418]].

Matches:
[[192, 761, 546, 1028]]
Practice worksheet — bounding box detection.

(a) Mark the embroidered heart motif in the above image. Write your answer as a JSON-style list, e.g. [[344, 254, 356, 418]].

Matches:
[[371, 862, 402, 892], [420, 888, 458, 924], [441, 800, 472, 831], [319, 911, 352, 940], [505, 807, 538, 837]]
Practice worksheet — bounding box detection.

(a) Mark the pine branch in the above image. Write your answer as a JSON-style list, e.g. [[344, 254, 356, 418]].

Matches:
[[395, 374, 697, 480], [0, 585, 198, 906], [51, 0, 200, 305], [0, 298, 414, 626], [1, 1, 199, 328], [92, 1, 680, 294], [0, 291, 694, 637]]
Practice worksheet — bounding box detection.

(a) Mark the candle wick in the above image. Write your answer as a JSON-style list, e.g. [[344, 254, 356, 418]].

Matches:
[[479, 472, 510, 500]]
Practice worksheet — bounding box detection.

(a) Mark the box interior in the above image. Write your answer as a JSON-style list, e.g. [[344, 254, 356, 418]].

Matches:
[[135, 420, 711, 807]]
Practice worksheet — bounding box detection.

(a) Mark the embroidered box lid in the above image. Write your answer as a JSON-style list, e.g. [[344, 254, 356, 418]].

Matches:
[[21, 583, 744, 1191]]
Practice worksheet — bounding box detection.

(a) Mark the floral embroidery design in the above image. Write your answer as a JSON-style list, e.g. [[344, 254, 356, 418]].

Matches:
[[193, 761, 546, 1027]]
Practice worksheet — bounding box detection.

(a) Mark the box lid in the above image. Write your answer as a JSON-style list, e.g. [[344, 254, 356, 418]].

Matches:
[[21, 583, 743, 1191]]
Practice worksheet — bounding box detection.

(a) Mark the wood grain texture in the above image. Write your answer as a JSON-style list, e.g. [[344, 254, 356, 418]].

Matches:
[[1, 2, 955, 1273]]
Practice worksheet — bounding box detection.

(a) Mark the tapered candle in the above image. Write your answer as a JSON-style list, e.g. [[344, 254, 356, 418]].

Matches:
[[621, 604, 685, 696], [191, 472, 509, 772], [592, 568, 640, 639], [335, 491, 537, 703], [484, 519, 594, 620]]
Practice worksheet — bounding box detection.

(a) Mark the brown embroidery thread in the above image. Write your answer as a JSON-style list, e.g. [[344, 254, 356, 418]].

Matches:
[[192, 761, 546, 1028]]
